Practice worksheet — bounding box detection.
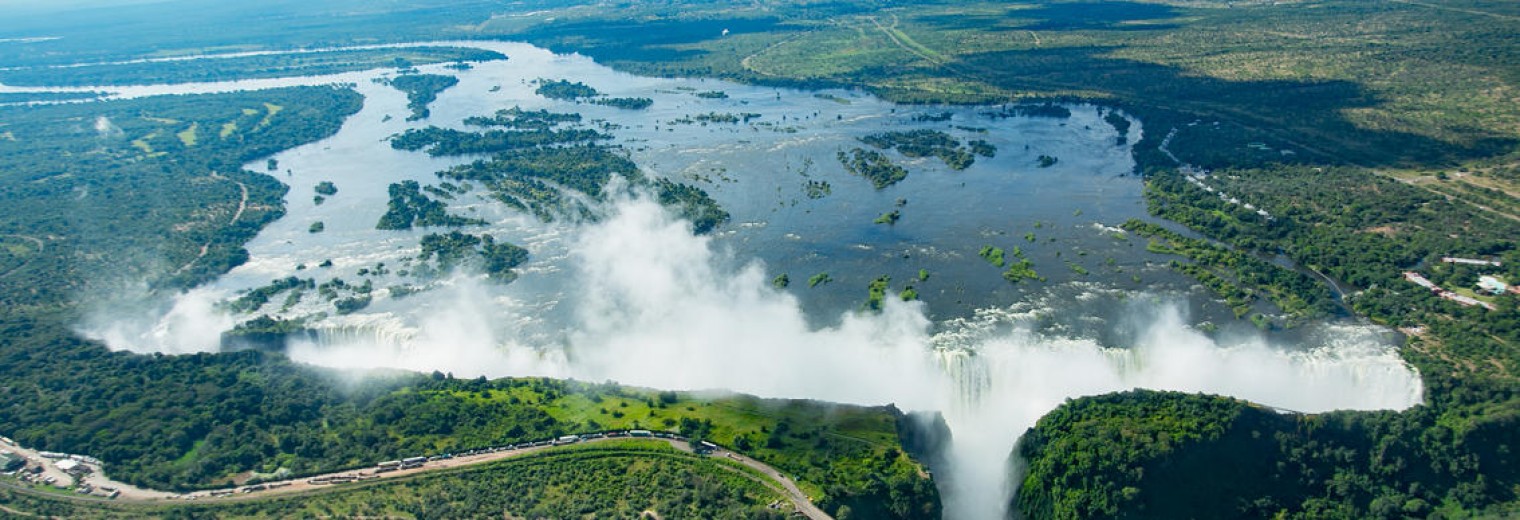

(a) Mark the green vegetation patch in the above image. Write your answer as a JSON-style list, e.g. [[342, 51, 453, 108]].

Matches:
[[654, 179, 730, 234], [390, 125, 610, 156], [861, 129, 979, 170], [804, 180, 832, 199], [1018, 389, 1520, 520], [1123, 219, 1334, 321], [0, 47, 503, 87], [591, 97, 654, 110], [985, 104, 1071, 120], [0, 91, 105, 103], [838, 147, 909, 189], [0, 348, 938, 520], [536, 78, 600, 100], [376, 180, 488, 230], [439, 145, 638, 222], [464, 106, 583, 129], [808, 273, 833, 288], [414, 231, 530, 281], [221, 315, 313, 351], [978, 245, 1006, 267], [0, 443, 790, 519], [0, 86, 360, 298], [382, 73, 459, 121], [865, 275, 891, 311], [1002, 259, 1041, 284], [227, 276, 315, 314]]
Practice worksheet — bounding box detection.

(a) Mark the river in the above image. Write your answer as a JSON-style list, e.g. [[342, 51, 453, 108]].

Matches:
[[21, 40, 1423, 519]]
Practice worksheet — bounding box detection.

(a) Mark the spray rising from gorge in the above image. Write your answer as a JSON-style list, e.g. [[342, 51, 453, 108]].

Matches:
[[63, 40, 1422, 519], [85, 195, 1423, 519]]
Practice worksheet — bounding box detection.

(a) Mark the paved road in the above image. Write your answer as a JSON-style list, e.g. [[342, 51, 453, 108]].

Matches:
[[710, 448, 831, 520], [0, 435, 831, 519]]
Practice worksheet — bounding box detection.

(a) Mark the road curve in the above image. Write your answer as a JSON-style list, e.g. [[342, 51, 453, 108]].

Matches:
[[0, 435, 832, 519], [710, 447, 832, 520]]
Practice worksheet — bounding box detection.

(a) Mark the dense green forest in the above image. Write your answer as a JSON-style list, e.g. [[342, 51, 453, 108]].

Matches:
[[382, 73, 460, 121], [653, 179, 730, 235], [437, 144, 639, 221], [860, 129, 980, 170], [404, 120, 728, 231], [0, 442, 792, 519], [1017, 390, 1520, 519], [0, 87, 361, 303], [0, 91, 104, 104], [1121, 220, 1337, 322], [390, 125, 610, 156], [592, 96, 655, 110], [0, 47, 502, 87], [464, 106, 583, 129], [0, 348, 937, 517], [535, 78, 600, 100], [415, 231, 530, 281], [838, 147, 910, 189], [376, 180, 488, 230], [531, 79, 654, 110], [0, 0, 543, 68]]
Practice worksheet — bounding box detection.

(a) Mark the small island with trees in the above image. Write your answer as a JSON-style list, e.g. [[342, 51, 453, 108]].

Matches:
[[382, 73, 459, 121], [838, 148, 909, 189]]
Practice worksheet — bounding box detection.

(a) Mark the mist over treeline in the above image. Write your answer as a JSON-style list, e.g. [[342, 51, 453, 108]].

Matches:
[[87, 194, 1422, 519]]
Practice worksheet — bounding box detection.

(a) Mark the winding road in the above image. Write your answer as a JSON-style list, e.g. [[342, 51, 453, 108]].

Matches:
[[170, 172, 248, 276], [0, 234, 44, 280], [0, 434, 831, 519]]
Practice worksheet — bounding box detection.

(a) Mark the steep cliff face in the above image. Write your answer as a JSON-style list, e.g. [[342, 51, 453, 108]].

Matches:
[[818, 406, 944, 520]]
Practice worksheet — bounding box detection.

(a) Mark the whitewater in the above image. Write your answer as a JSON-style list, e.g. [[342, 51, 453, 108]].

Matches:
[[36, 40, 1424, 519]]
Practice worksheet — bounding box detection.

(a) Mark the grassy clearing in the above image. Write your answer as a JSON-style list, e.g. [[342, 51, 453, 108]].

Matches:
[[256, 102, 283, 129], [176, 123, 198, 146], [434, 380, 921, 503]]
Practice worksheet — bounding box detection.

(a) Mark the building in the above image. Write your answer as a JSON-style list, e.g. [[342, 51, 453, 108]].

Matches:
[[1404, 272, 1439, 291], [1443, 257, 1502, 267], [1441, 291, 1497, 311], [1478, 276, 1508, 295], [54, 458, 88, 474]]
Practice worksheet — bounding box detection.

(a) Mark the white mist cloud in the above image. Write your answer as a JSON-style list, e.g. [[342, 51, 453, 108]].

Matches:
[[286, 276, 572, 380], [563, 197, 947, 408], [80, 285, 232, 355], [93, 115, 123, 137], [81, 194, 1422, 520], [931, 304, 1423, 519]]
